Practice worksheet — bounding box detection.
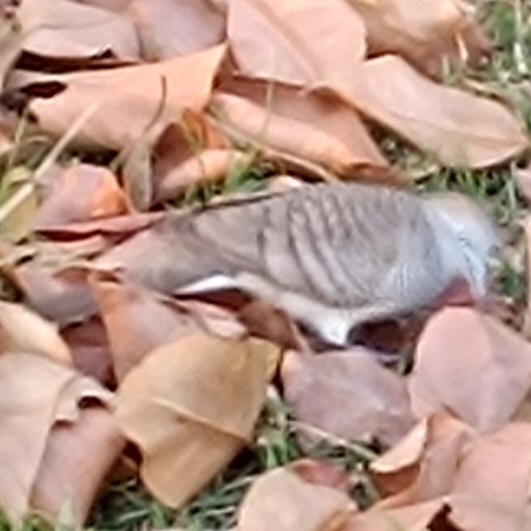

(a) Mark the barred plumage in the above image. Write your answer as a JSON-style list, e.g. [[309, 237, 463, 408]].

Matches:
[[97, 183, 500, 345]]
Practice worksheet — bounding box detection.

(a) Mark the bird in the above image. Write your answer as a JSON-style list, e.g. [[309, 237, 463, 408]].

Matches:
[[96, 182, 501, 346]]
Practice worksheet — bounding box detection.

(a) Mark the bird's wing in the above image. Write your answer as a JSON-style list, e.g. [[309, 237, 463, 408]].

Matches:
[[97, 183, 439, 311]]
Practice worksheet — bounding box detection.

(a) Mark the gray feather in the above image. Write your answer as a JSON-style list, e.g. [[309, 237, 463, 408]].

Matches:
[[96, 183, 498, 344]]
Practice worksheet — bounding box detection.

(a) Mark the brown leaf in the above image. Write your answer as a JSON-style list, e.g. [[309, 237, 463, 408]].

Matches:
[[448, 423, 531, 531], [33, 163, 128, 230], [281, 349, 414, 447], [61, 318, 113, 385], [346, 0, 490, 77], [91, 277, 245, 381], [129, 0, 225, 59], [3, 238, 107, 325], [347, 499, 448, 531], [409, 308, 531, 431], [237, 465, 358, 531], [289, 459, 351, 492], [34, 211, 164, 238], [227, 0, 366, 85], [0, 9, 27, 89], [210, 89, 387, 176], [31, 406, 125, 526], [155, 148, 253, 202], [215, 76, 388, 171], [14, 44, 226, 150], [0, 301, 72, 365], [116, 334, 276, 508], [15, 0, 139, 60], [0, 352, 113, 522], [370, 411, 473, 505], [238, 298, 310, 352], [226, 0, 525, 168], [337, 55, 528, 168]]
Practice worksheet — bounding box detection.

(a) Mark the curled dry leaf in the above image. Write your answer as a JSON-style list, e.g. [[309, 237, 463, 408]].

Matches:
[[34, 211, 164, 238], [281, 348, 414, 448], [228, 0, 366, 85], [0, 235, 111, 325], [409, 307, 531, 431], [0, 300, 72, 365], [129, 0, 225, 59], [16, 0, 140, 60], [31, 406, 125, 526], [61, 318, 113, 385], [346, 0, 490, 77], [370, 411, 473, 505], [0, 352, 114, 522], [347, 499, 447, 531], [210, 91, 387, 177], [215, 76, 387, 171], [238, 298, 310, 352], [0, 8, 27, 89], [448, 422, 531, 531], [17, 265, 95, 325], [13, 44, 226, 150], [237, 465, 358, 531], [336, 55, 528, 168], [91, 277, 246, 381], [155, 148, 253, 202], [289, 459, 351, 492], [116, 333, 277, 508], [151, 116, 230, 201], [33, 163, 128, 230]]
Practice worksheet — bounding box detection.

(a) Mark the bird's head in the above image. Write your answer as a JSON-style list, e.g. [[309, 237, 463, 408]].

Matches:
[[424, 192, 502, 301]]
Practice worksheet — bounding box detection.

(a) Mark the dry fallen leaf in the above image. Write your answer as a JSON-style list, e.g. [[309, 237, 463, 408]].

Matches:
[[61, 317, 113, 384], [448, 422, 531, 531], [347, 499, 448, 531], [370, 411, 473, 505], [0, 8, 27, 89], [346, 0, 490, 77], [155, 148, 253, 202], [33, 163, 128, 230], [228, 0, 366, 85], [16, 0, 140, 60], [91, 277, 245, 381], [5, 252, 99, 326], [282, 348, 415, 447], [0, 352, 114, 523], [0, 300, 72, 365], [116, 333, 277, 508], [409, 307, 531, 431], [237, 464, 358, 531], [210, 89, 387, 176], [34, 211, 164, 238], [11, 44, 227, 150], [336, 55, 528, 168], [129, 0, 225, 59], [31, 405, 125, 526]]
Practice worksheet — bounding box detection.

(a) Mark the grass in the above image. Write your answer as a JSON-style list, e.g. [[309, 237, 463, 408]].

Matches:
[[0, 1, 530, 530]]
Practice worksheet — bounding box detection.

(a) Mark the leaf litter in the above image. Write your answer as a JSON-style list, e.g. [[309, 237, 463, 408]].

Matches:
[[0, 0, 529, 530]]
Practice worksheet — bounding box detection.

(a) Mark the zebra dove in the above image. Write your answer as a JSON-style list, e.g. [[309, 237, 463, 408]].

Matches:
[[97, 183, 500, 345]]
